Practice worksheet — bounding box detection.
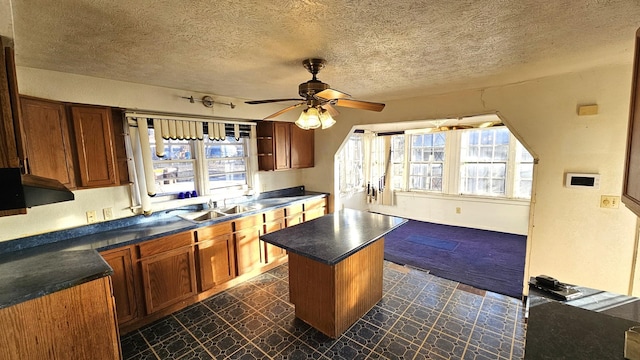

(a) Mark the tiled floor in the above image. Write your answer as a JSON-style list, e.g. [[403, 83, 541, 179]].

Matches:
[[121, 261, 526, 359]]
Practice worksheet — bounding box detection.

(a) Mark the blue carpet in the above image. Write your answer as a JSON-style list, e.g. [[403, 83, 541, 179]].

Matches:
[[406, 235, 459, 251], [385, 220, 526, 298]]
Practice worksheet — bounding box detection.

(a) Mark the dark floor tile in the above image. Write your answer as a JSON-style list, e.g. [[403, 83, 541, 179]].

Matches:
[[402, 302, 441, 324], [277, 338, 329, 359], [246, 272, 281, 287], [372, 333, 420, 359], [468, 326, 514, 358], [388, 315, 432, 345], [226, 282, 261, 299], [120, 331, 150, 360], [177, 346, 214, 360], [296, 327, 341, 354], [457, 283, 487, 297], [127, 349, 159, 360], [202, 291, 237, 312], [174, 303, 215, 328], [386, 281, 425, 300], [273, 312, 313, 338], [432, 314, 473, 341], [361, 305, 401, 329], [413, 290, 451, 311], [250, 324, 298, 357], [215, 301, 256, 324], [202, 328, 246, 358], [475, 310, 516, 336], [343, 320, 385, 350], [263, 279, 290, 298], [450, 287, 485, 308], [513, 340, 525, 359], [228, 342, 270, 359], [185, 312, 229, 343], [152, 330, 200, 359], [140, 316, 185, 346], [377, 294, 411, 314], [324, 337, 371, 360], [463, 344, 510, 360], [479, 297, 520, 319], [232, 312, 276, 341], [267, 264, 289, 279], [241, 288, 277, 311], [420, 329, 467, 359], [261, 298, 294, 321]]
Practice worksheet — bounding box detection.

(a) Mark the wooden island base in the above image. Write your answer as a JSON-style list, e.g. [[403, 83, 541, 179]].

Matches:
[[288, 238, 384, 338]]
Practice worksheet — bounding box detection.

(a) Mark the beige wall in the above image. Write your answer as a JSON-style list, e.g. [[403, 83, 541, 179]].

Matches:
[[303, 64, 639, 296]]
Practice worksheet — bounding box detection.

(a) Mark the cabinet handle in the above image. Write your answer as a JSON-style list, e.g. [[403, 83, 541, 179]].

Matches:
[[236, 235, 247, 241]]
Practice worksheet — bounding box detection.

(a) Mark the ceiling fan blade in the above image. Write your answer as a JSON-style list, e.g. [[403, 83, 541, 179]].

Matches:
[[264, 102, 305, 119], [316, 88, 351, 100], [321, 104, 340, 117], [245, 98, 302, 104], [334, 99, 385, 112]]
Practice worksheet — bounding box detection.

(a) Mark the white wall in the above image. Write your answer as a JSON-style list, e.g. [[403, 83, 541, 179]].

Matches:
[[303, 65, 639, 296], [0, 68, 300, 242], [370, 193, 529, 235]]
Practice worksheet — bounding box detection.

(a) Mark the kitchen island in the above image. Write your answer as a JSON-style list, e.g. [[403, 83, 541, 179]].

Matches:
[[259, 209, 406, 338]]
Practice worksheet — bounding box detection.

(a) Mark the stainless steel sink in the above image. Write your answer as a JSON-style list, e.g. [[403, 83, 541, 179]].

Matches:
[[218, 205, 254, 214], [179, 210, 228, 223]]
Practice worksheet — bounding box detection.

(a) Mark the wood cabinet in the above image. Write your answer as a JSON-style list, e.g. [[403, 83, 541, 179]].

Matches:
[[0, 276, 121, 359], [71, 105, 119, 187], [196, 221, 235, 291], [233, 214, 264, 275], [100, 246, 138, 325], [624, 28, 640, 217], [263, 208, 286, 263], [304, 197, 328, 221], [256, 121, 314, 171], [20, 97, 77, 188], [285, 203, 304, 227], [138, 231, 197, 315]]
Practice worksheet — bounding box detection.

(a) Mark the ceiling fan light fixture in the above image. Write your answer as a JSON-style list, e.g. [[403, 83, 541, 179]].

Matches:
[[319, 108, 336, 129], [295, 107, 321, 130]]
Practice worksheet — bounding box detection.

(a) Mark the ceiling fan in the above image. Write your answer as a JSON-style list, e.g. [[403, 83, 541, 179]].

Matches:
[[245, 58, 385, 129]]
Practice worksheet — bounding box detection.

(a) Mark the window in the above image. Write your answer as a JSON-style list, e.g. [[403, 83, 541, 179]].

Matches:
[[147, 128, 250, 197], [459, 128, 509, 196], [150, 133, 196, 195], [204, 136, 249, 191], [390, 135, 405, 190], [409, 133, 446, 192], [338, 134, 364, 194], [514, 141, 534, 198]]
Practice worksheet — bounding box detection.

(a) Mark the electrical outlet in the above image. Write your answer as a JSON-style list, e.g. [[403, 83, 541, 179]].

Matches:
[[455, 207, 461, 214], [600, 195, 620, 209], [103, 207, 113, 220], [86, 210, 97, 223]]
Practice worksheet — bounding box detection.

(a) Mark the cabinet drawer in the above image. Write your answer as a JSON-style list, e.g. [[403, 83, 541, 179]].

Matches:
[[264, 208, 285, 222], [138, 231, 194, 258], [196, 221, 232, 241], [304, 207, 326, 222], [233, 214, 263, 231], [285, 204, 303, 216], [304, 198, 326, 211]]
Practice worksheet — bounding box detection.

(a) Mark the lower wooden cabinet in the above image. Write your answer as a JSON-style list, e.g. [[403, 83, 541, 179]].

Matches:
[[196, 221, 235, 291], [264, 219, 286, 263], [100, 246, 138, 325], [138, 231, 197, 315], [235, 226, 263, 275], [0, 276, 121, 360]]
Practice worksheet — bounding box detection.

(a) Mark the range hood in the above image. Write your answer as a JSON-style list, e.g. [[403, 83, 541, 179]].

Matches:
[[0, 168, 74, 211]]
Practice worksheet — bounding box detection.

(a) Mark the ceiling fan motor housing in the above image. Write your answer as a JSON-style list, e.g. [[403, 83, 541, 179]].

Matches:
[[299, 80, 329, 98]]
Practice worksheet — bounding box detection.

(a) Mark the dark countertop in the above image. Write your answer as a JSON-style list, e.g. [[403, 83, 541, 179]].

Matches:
[[525, 283, 640, 359], [259, 209, 406, 265], [0, 250, 112, 309], [0, 186, 328, 309]]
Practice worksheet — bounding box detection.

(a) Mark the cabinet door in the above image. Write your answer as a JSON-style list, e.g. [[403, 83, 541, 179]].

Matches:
[[264, 219, 286, 263], [273, 122, 290, 170], [290, 125, 314, 168], [624, 28, 640, 216], [100, 246, 138, 324], [140, 247, 197, 314], [197, 234, 236, 291], [70, 105, 119, 187], [235, 227, 262, 275], [20, 97, 77, 188]]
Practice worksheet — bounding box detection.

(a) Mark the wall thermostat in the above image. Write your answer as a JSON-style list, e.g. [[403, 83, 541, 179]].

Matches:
[[565, 173, 600, 189]]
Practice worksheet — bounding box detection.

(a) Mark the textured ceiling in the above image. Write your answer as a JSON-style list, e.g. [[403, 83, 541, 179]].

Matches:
[[8, 0, 640, 103]]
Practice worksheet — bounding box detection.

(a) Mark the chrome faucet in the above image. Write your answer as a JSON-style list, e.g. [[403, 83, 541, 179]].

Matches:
[[207, 198, 217, 209]]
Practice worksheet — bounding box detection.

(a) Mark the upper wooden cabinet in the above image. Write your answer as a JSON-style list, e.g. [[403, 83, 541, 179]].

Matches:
[[71, 105, 119, 187], [256, 121, 314, 171], [624, 28, 640, 217], [0, 42, 25, 171], [20, 97, 77, 188]]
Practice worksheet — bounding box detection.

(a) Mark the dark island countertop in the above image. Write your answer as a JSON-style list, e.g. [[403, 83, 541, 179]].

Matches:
[[259, 209, 406, 265], [0, 250, 112, 309], [0, 186, 327, 310], [525, 283, 640, 359]]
